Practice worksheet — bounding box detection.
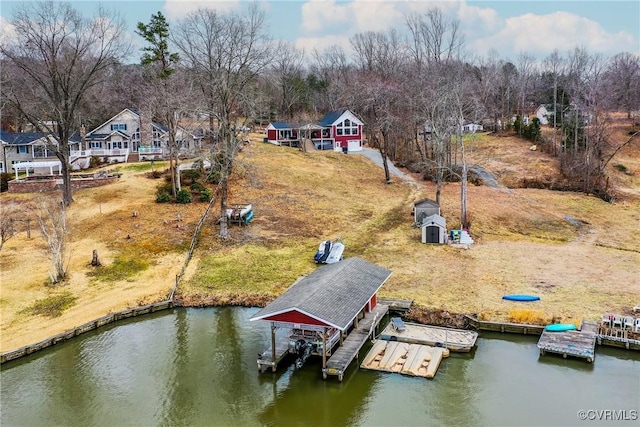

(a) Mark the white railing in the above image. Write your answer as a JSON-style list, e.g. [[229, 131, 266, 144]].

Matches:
[[70, 148, 130, 158]]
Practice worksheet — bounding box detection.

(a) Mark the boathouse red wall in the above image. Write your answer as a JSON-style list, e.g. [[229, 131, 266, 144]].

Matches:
[[368, 294, 377, 311], [264, 310, 330, 327]]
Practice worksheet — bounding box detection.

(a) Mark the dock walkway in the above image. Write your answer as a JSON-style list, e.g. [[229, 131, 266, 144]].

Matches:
[[257, 337, 290, 372], [537, 321, 598, 363], [324, 304, 389, 381]]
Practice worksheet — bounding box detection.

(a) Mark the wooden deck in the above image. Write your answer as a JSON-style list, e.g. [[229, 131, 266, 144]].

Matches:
[[360, 341, 450, 379], [323, 304, 389, 381], [537, 321, 598, 363], [379, 322, 478, 352], [377, 298, 412, 313], [257, 337, 290, 372]]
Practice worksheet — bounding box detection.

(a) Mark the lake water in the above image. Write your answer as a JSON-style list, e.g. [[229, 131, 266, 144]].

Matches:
[[2, 307, 639, 426]]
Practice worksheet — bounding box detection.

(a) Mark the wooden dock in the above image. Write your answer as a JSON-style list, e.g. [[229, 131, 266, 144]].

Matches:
[[323, 304, 389, 381], [537, 321, 598, 363], [378, 322, 478, 352], [360, 341, 450, 379], [377, 298, 412, 313], [257, 337, 290, 372]]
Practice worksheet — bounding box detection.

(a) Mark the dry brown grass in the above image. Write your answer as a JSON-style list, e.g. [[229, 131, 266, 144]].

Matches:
[[1, 124, 639, 353]]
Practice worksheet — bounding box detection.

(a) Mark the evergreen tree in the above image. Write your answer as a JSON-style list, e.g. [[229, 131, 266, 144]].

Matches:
[[136, 12, 179, 78]]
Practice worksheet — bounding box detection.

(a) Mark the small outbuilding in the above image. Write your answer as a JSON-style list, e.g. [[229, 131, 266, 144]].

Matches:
[[413, 198, 440, 226], [421, 214, 447, 244]]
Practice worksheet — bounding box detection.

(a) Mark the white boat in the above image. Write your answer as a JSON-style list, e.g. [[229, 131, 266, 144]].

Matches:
[[325, 241, 344, 264]]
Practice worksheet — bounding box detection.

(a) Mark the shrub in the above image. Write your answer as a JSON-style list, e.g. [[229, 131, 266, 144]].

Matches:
[[24, 292, 78, 318], [200, 187, 212, 202], [176, 189, 192, 204], [156, 182, 172, 196], [181, 169, 202, 184], [0, 173, 11, 192], [206, 169, 221, 184], [614, 164, 628, 173], [156, 193, 171, 203], [89, 156, 101, 169], [190, 181, 207, 192]]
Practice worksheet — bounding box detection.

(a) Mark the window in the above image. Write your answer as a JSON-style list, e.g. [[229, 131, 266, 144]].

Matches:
[[90, 141, 101, 149], [0, 162, 4, 173], [17, 146, 29, 154], [33, 145, 48, 158], [110, 123, 127, 131], [335, 118, 358, 137]]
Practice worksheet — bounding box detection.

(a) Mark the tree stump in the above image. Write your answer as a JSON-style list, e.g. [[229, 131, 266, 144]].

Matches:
[[91, 249, 101, 267]]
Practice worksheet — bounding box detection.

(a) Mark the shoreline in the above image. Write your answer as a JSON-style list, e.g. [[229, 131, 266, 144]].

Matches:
[[3, 295, 638, 365]]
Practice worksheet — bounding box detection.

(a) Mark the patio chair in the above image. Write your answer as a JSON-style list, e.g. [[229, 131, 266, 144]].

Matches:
[[634, 318, 640, 333], [623, 316, 634, 331], [601, 314, 612, 328], [612, 315, 624, 329]]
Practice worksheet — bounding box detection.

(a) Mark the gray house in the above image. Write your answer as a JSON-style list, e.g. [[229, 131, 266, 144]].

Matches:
[[421, 214, 447, 244], [413, 198, 440, 226]]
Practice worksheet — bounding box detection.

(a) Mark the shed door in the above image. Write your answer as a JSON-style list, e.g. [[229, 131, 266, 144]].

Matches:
[[426, 226, 439, 243]]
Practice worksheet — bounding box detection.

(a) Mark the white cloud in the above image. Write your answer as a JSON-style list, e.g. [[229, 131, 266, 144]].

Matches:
[[0, 16, 17, 45], [349, 0, 403, 34], [163, 0, 241, 20], [469, 11, 638, 58], [300, 0, 351, 33], [295, 34, 353, 55]]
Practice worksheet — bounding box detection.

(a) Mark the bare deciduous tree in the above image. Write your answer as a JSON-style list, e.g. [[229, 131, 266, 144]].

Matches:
[[37, 196, 69, 285], [0, 202, 18, 251], [173, 4, 272, 238], [0, 1, 130, 206]]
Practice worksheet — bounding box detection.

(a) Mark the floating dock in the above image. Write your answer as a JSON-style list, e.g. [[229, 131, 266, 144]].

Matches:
[[360, 341, 450, 379], [537, 321, 598, 363], [323, 304, 389, 381], [378, 322, 478, 352]]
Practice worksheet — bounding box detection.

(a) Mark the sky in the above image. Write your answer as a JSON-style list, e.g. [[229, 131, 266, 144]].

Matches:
[[1, 0, 639, 63]]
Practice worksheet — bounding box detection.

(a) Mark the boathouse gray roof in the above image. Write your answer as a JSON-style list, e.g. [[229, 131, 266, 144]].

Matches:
[[250, 257, 392, 331]]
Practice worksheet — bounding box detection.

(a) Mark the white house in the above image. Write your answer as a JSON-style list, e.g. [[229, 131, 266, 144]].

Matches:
[[462, 123, 484, 133], [1, 131, 81, 175], [535, 104, 554, 126], [84, 108, 203, 162]]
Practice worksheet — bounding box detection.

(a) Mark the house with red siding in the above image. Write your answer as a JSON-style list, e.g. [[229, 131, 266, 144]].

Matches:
[[250, 257, 391, 377], [265, 109, 364, 152]]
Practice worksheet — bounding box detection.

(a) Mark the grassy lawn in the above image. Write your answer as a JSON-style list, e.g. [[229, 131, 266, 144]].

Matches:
[[1, 128, 639, 353]]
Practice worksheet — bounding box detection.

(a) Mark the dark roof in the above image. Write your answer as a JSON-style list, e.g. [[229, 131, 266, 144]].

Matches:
[[318, 109, 347, 127], [270, 122, 295, 129], [1, 131, 81, 144], [86, 129, 129, 140], [414, 198, 439, 208], [0, 131, 48, 145], [250, 257, 392, 331]]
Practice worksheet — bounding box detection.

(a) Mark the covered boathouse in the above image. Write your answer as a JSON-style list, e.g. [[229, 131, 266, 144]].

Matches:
[[250, 257, 391, 381]]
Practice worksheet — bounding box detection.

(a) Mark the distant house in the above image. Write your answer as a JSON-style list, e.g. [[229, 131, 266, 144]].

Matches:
[[462, 123, 484, 133], [413, 198, 440, 226], [265, 109, 364, 152], [85, 108, 203, 162], [265, 122, 300, 146], [0, 131, 81, 175]]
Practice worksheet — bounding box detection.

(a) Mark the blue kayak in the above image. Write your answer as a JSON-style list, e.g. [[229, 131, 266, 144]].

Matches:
[[502, 294, 540, 302], [545, 323, 577, 332]]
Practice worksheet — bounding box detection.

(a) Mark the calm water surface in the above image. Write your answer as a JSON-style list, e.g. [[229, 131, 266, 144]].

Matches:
[[2, 307, 639, 426]]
